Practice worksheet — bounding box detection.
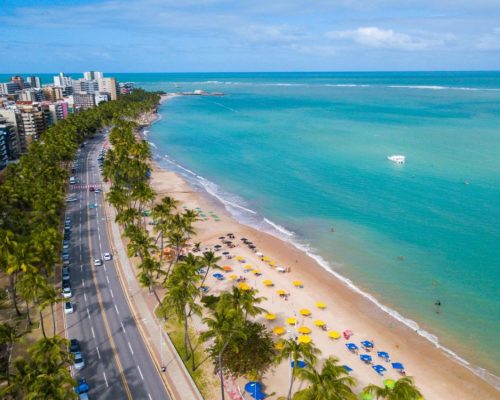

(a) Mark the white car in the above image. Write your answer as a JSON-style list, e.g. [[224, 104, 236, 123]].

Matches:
[[73, 352, 85, 370], [94, 259, 102, 266], [63, 243, 70, 249], [62, 286, 72, 298], [64, 301, 74, 314], [103, 252, 112, 261]]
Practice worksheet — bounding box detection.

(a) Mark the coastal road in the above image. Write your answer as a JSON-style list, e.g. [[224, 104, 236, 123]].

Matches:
[[64, 132, 170, 399]]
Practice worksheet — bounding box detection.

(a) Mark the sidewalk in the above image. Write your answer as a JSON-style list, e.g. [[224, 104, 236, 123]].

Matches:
[[102, 189, 204, 400]]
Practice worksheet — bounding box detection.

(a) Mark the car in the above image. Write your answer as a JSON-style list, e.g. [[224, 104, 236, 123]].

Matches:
[[89, 204, 96, 209], [69, 339, 81, 353], [63, 240, 70, 246], [94, 188, 101, 193], [73, 352, 85, 370], [63, 243, 70, 249], [75, 378, 90, 396], [62, 268, 70, 281], [64, 301, 74, 314], [62, 286, 72, 298], [94, 259, 102, 266], [65, 217, 72, 223], [89, 187, 95, 192], [103, 252, 112, 261], [62, 254, 70, 261], [63, 260, 70, 266], [66, 197, 77, 203]]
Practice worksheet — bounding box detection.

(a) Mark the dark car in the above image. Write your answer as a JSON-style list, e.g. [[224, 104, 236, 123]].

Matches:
[[69, 339, 81, 353]]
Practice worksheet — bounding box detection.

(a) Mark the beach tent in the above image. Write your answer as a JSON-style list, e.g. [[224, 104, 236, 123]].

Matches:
[[360, 354, 373, 363], [263, 280, 274, 286], [298, 335, 312, 344], [298, 326, 311, 334], [244, 265, 253, 270], [299, 309, 311, 316]]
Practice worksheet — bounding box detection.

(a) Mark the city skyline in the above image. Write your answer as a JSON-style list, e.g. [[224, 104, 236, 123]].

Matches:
[[1, 0, 499, 73]]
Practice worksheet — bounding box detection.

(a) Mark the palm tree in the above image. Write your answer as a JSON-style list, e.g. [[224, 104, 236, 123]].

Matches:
[[38, 285, 61, 337], [222, 286, 267, 320], [152, 196, 178, 261], [126, 225, 157, 262], [137, 256, 165, 304], [293, 356, 357, 400], [198, 251, 222, 291], [363, 376, 423, 400], [0, 229, 22, 317], [0, 322, 24, 384], [275, 339, 321, 400]]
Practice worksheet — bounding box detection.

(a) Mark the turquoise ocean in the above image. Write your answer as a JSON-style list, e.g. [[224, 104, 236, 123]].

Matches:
[[4, 72, 499, 384]]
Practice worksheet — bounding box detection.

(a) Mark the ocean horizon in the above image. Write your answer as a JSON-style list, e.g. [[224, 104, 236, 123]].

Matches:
[[5, 71, 500, 385]]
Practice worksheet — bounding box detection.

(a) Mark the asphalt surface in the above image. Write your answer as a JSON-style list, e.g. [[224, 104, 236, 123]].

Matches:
[[64, 132, 170, 399]]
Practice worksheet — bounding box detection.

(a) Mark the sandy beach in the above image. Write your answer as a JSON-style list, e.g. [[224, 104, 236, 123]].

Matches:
[[145, 159, 498, 400]]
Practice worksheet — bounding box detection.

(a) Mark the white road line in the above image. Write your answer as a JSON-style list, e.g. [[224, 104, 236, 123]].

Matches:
[[114, 304, 119, 315], [96, 346, 101, 359], [80, 264, 83, 272], [81, 279, 85, 287], [106, 275, 110, 284], [91, 326, 96, 338], [110, 288, 114, 298], [103, 264, 107, 272], [128, 341, 134, 355], [120, 321, 126, 333], [84, 293, 88, 303], [137, 365, 144, 380], [148, 393, 152, 400], [79, 253, 82, 261], [103, 371, 109, 387], [86, 307, 91, 319]]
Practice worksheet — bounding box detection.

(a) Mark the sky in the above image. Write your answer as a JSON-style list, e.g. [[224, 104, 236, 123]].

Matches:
[[1, 0, 500, 72]]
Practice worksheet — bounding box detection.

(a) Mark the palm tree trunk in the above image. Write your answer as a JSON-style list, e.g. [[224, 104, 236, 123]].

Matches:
[[287, 365, 296, 400], [51, 303, 56, 336], [39, 310, 46, 338], [218, 339, 231, 400], [9, 275, 21, 317], [151, 285, 162, 305], [25, 300, 32, 326]]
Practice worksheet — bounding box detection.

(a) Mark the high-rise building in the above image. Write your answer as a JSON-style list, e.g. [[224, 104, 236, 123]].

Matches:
[[48, 101, 68, 122], [94, 92, 109, 105], [19, 89, 44, 102], [0, 109, 27, 153], [15, 102, 48, 145], [83, 71, 103, 81], [98, 77, 119, 100], [43, 86, 64, 102], [0, 117, 20, 168], [73, 79, 99, 94], [11, 76, 27, 90], [73, 93, 95, 110], [0, 82, 20, 95], [26, 76, 42, 88], [53, 72, 73, 88]]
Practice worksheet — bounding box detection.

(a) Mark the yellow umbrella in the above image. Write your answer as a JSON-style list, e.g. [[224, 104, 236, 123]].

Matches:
[[229, 274, 238, 280], [236, 256, 244, 261], [269, 261, 276, 266], [253, 269, 261, 275], [298, 326, 311, 334], [263, 279, 273, 286], [315, 301, 327, 309], [293, 280, 303, 287], [223, 265, 233, 272], [313, 319, 326, 327], [328, 331, 341, 339], [286, 317, 297, 325], [273, 326, 286, 336], [238, 283, 251, 291], [262, 256, 271, 261], [298, 335, 312, 344], [277, 289, 287, 295], [244, 265, 253, 270], [299, 309, 311, 316], [275, 341, 285, 350], [265, 313, 276, 320]]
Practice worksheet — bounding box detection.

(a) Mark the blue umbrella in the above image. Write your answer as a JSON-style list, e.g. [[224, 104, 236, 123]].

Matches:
[[377, 351, 390, 359], [392, 362, 405, 370], [245, 381, 266, 400], [372, 365, 387, 375], [343, 365, 353, 373], [346, 343, 358, 351], [361, 340, 374, 348], [213, 273, 223, 278], [360, 354, 372, 363], [291, 360, 307, 369]]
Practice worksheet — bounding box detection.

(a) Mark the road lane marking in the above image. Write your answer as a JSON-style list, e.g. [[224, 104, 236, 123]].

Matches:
[[120, 321, 126, 334], [148, 394, 152, 400], [91, 326, 96, 338], [137, 365, 144, 380], [114, 304, 119, 315], [84, 293, 88, 303], [82, 279, 85, 287], [128, 341, 134, 355], [109, 288, 114, 298], [106, 275, 110, 284], [80, 264, 83, 272], [103, 372, 109, 387], [96, 346, 101, 359], [103, 265, 107, 272]]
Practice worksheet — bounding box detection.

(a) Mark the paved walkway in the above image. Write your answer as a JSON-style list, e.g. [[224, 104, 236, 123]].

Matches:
[[102, 188, 204, 400]]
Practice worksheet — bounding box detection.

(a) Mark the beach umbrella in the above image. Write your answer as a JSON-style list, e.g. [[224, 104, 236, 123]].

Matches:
[[298, 326, 311, 334], [299, 309, 311, 316], [293, 280, 303, 287], [276, 289, 287, 295], [290, 360, 307, 369], [269, 261, 277, 266], [262, 256, 270, 261], [275, 341, 285, 350], [315, 301, 326, 309], [343, 329, 353, 339], [265, 313, 276, 320], [361, 340, 374, 348], [249, 245, 256, 249], [218, 236, 226, 240], [346, 343, 358, 351], [238, 283, 252, 291], [263, 279, 273, 286], [256, 252, 263, 257], [253, 269, 262, 275], [360, 354, 373, 363], [245, 381, 266, 399], [241, 238, 248, 241], [236, 255, 245, 261], [298, 335, 312, 344], [222, 266, 232, 271], [286, 317, 297, 325], [328, 330, 341, 339], [391, 362, 405, 370], [229, 275, 238, 280], [222, 251, 230, 255], [214, 244, 222, 248], [372, 365, 387, 375], [360, 392, 374, 400], [313, 319, 325, 327], [383, 379, 396, 389], [377, 351, 390, 360], [213, 273, 224, 280], [273, 327, 286, 336], [244, 265, 253, 270], [343, 365, 353, 373]]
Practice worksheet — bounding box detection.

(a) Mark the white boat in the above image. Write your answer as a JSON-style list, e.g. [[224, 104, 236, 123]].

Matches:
[[387, 155, 406, 164]]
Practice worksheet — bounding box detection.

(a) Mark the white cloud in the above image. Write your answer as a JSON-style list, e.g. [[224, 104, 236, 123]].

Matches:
[[326, 27, 449, 50]]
